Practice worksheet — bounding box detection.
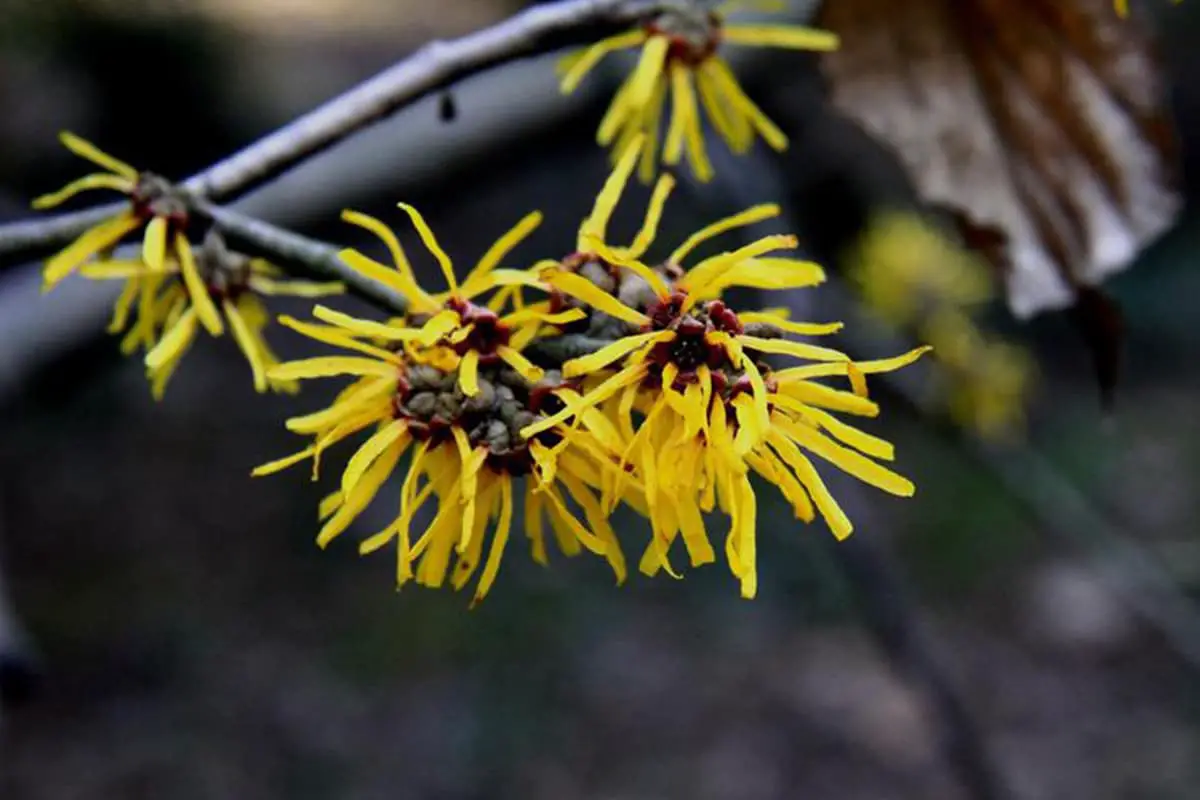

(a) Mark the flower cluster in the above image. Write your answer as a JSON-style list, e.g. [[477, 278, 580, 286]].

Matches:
[[254, 136, 928, 601], [34, 134, 343, 397], [253, 203, 628, 604], [560, 0, 839, 182], [27, 4, 955, 606]]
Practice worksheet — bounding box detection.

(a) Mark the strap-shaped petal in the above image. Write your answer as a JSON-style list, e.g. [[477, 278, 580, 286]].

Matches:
[[560, 29, 648, 93], [176, 234, 224, 335], [59, 131, 139, 178]]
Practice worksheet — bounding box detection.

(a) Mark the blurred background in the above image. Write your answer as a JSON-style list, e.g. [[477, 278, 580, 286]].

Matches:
[[2, 0, 1200, 798]]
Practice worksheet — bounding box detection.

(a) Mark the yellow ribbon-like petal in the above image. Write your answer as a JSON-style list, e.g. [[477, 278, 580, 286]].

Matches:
[[43, 213, 141, 290], [142, 216, 168, 271], [668, 203, 779, 266], [397, 202, 458, 294], [721, 24, 840, 51], [544, 270, 649, 326], [32, 173, 134, 209], [563, 330, 669, 378], [579, 132, 645, 246], [145, 307, 198, 370], [310, 305, 423, 343], [268, 356, 400, 381], [224, 299, 268, 392], [461, 210, 543, 297], [710, 257, 826, 291], [776, 417, 914, 497], [251, 445, 318, 477], [737, 334, 849, 363], [341, 419, 408, 498], [496, 345, 544, 383], [277, 314, 403, 362], [176, 235, 224, 336], [458, 349, 481, 397], [59, 131, 139, 178], [560, 29, 647, 93]]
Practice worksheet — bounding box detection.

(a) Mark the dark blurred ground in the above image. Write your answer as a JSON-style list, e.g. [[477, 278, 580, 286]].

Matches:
[[2, 2, 1200, 799]]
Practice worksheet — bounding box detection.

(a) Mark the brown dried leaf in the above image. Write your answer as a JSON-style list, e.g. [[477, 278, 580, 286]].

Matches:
[[816, 0, 1181, 318]]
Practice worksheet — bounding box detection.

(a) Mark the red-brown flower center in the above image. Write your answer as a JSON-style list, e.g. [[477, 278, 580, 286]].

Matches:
[[130, 173, 189, 231], [445, 297, 512, 361], [200, 253, 251, 302], [390, 361, 570, 476], [644, 294, 745, 382]]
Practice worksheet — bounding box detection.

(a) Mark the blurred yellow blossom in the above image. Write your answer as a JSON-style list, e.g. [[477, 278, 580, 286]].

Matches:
[[848, 211, 1034, 438]]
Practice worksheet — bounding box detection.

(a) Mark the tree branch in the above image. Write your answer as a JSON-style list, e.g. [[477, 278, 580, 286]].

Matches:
[[196, 203, 411, 314], [196, 202, 612, 364], [0, 0, 662, 267], [188, 0, 658, 202], [525, 333, 616, 366], [0, 204, 126, 267], [827, 535, 1008, 800]]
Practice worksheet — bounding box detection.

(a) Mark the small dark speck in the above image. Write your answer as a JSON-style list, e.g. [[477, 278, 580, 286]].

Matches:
[[439, 92, 457, 123]]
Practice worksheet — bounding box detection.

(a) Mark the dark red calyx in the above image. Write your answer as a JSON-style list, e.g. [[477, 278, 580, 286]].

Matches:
[[704, 300, 743, 335], [645, 11, 722, 67], [449, 301, 512, 359], [130, 173, 189, 229], [528, 377, 577, 415], [645, 289, 689, 331]]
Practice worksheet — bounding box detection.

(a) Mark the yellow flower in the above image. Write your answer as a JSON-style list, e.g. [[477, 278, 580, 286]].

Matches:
[[331, 204, 583, 396], [560, 0, 838, 182], [513, 137, 927, 597], [34, 132, 195, 290], [253, 321, 630, 605], [618, 345, 927, 599], [493, 133, 825, 327], [80, 235, 343, 398], [252, 206, 633, 603], [847, 211, 1034, 438]]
